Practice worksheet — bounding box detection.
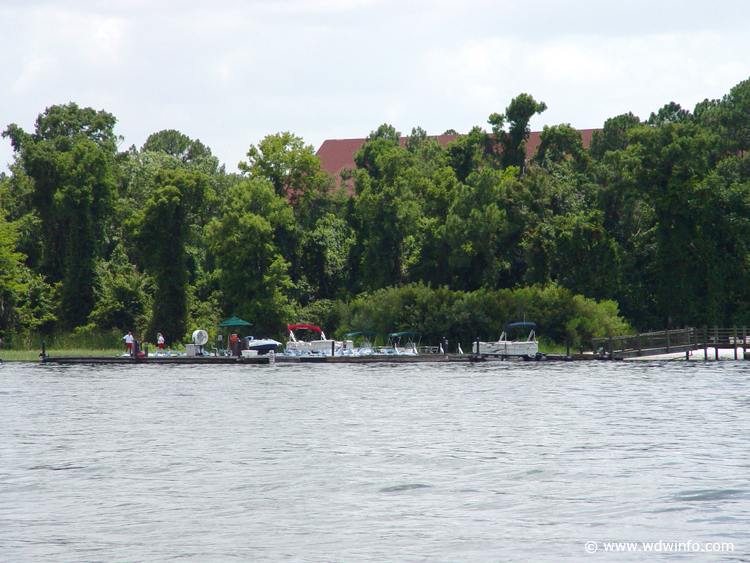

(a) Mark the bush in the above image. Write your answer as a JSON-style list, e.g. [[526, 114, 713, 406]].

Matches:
[[335, 283, 631, 350]]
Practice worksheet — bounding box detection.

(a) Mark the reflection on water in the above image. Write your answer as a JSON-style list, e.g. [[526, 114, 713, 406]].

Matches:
[[1, 360, 749, 561]]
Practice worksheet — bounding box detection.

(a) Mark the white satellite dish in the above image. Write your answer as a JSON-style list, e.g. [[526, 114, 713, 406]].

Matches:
[[192, 329, 209, 346]]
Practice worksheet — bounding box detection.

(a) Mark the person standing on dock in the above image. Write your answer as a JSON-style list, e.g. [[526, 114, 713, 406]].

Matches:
[[157, 333, 165, 350], [123, 332, 134, 355]]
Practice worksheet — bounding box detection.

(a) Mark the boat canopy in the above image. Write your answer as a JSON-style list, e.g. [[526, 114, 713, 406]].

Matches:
[[287, 324, 323, 333], [345, 331, 377, 340], [388, 332, 421, 340], [504, 322, 536, 331]]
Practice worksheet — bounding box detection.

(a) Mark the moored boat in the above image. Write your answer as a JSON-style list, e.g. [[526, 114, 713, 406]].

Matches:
[[243, 336, 282, 354], [285, 324, 346, 355], [387, 332, 421, 355], [476, 322, 541, 360]]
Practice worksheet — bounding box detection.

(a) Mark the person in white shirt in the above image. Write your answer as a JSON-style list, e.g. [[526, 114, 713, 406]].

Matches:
[[123, 332, 134, 354]]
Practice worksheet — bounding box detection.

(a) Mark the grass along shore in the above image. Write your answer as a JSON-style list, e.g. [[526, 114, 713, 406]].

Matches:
[[2, 348, 124, 362]]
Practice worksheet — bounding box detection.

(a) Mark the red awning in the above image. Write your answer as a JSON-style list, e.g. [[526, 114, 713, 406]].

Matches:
[[287, 324, 322, 333]]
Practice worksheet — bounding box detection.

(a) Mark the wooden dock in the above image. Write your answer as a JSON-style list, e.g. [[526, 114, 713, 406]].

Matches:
[[41, 354, 270, 365], [591, 326, 750, 360]]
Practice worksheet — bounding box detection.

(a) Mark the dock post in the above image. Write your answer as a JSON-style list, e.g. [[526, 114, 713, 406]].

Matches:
[[666, 329, 670, 354], [734, 326, 738, 360], [608, 336, 613, 360], [744, 326, 747, 358], [714, 326, 719, 360], [41, 341, 46, 361], [637, 333, 641, 356], [703, 326, 708, 360]]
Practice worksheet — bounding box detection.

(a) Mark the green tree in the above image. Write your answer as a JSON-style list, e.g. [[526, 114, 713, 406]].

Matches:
[[2, 103, 119, 328], [142, 129, 221, 172], [611, 121, 720, 326], [524, 211, 621, 301], [132, 169, 210, 343], [0, 210, 29, 338], [703, 77, 750, 154], [588, 112, 641, 160], [442, 168, 527, 290], [444, 126, 491, 183], [205, 178, 296, 336], [534, 124, 589, 171], [647, 102, 692, 126], [489, 94, 547, 172], [239, 132, 333, 212], [353, 143, 422, 290], [87, 245, 151, 335]]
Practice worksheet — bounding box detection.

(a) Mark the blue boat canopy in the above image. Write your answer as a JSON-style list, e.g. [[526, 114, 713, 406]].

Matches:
[[504, 322, 536, 330]]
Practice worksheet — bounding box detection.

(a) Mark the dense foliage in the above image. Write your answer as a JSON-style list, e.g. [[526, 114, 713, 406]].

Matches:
[[2, 79, 750, 349]]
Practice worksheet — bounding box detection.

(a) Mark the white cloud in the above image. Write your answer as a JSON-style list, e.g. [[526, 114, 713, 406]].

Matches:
[[2, 1, 750, 173]]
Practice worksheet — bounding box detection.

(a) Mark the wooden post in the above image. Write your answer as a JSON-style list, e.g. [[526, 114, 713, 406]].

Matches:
[[704, 326, 709, 358], [41, 341, 46, 361], [637, 333, 641, 356], [734, 326, 738, 360], [331, 341, 335, 356], [666, 329, 671, 354], [608, 335, 613, 360], [714, 325, 719, 360]]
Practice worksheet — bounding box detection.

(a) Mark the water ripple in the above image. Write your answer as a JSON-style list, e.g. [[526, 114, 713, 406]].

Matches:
[[2, 360, 749, 561]]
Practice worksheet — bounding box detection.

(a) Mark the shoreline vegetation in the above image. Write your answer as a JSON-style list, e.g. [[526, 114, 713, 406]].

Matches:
[[2, 80, 750, 351]]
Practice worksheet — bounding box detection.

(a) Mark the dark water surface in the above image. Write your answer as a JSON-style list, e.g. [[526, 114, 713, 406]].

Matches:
[[2, 360, 749, 561]]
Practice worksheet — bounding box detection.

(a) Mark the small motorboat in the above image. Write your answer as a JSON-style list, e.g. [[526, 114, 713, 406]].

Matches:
[[243, 336, 281, 354]]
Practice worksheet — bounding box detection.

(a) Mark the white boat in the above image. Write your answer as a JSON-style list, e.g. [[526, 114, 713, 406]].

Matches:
[[243, 336, 281, 354], [386, 332, 421, 355], [285, 324, 348, 355], [340, 332, 377, 356], [476, 322, 541, 360]]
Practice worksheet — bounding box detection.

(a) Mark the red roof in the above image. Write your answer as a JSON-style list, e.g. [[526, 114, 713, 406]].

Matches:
[[316, 129, 598, 191]]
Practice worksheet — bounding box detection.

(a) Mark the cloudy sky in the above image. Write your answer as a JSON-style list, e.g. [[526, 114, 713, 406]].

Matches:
[[2, 0, 749, 174]]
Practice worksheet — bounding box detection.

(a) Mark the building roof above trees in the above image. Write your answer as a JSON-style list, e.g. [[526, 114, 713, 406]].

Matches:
[[315, 129, 598, 191]]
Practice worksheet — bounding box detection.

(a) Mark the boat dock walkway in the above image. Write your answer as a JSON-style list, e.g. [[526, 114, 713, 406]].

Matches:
[[592, 326, 750, 360], [41, 354, 270, 365], [40, 352, 574, 365]]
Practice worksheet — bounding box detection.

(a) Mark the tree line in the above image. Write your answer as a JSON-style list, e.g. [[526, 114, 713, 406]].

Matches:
[[1, 78, 749, 349]]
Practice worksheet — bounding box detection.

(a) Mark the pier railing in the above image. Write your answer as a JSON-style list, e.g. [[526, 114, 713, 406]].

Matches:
[[591, 326, 750, 359]]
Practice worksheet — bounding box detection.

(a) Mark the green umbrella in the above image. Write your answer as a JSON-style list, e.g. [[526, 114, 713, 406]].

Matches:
[[218, 316, 253, 328]]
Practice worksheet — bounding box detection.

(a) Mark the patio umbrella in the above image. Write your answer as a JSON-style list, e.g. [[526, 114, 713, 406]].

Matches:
[[218, 316, 253, 328], [217, 317, 253, 354]]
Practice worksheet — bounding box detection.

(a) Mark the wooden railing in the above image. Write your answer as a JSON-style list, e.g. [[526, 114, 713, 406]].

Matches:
[[591, 326, 750, 359]]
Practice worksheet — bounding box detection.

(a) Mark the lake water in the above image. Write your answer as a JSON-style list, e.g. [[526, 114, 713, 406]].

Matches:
[[1, 360, 749, 561]]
